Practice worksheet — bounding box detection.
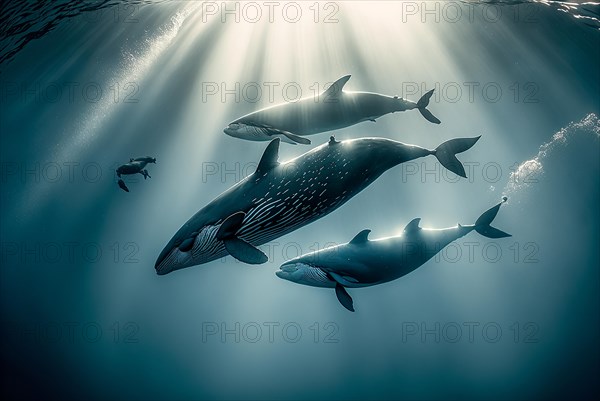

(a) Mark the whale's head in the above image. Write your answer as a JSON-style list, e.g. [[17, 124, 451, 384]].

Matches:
[[277, 238, 376, 288], [155, 222, 225, 275], [224, 122, 272, 141], [276, 244, 358, 288], [276, 261, 335, 288]]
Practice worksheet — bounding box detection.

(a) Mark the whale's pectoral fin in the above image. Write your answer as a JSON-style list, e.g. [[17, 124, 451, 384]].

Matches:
[[248, 123, 311, 145], [217, 212, 268, 264], [335, 283, 355, 312], [117, 179, 129, 192], [217, 212, 246, 238], [279, 131, 311, 145], [323, 75, 351, 99], [269, 129, 311, 145], [223, 237, 268, 264]]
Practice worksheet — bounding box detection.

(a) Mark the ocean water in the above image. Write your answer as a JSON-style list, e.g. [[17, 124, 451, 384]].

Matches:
[[0, 1, 598, 400]]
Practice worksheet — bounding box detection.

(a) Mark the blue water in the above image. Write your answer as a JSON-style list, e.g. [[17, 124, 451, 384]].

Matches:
[[1, 1, 599, 400]]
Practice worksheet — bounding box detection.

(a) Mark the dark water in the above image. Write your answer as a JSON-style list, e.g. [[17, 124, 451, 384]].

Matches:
[[0, 0, 173, 65], [0, 1, 599, 400]]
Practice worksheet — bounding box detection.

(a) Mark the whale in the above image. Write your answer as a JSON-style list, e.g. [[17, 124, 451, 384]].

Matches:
[[116, 157, 156, 177], [115, 156, 156, 192], [276, 198, 511, 312], [155, 135, 480, 275], [223, 75, 441, 145]]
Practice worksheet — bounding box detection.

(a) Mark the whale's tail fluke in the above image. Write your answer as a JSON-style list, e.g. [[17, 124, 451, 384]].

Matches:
[[417, 89, 441, 124], [433, 136, 481, 178], [475, 197, 511, 238]]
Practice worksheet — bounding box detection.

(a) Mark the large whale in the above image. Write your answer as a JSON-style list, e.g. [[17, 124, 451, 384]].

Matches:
[[223, 75, 441, 145], [276, 198, 511, 312], [155, 135, 480, 275]]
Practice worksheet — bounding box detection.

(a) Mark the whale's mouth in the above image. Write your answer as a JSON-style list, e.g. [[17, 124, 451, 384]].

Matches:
[[155, 225, 225, 275], [155, 241, 190, 275], [155, 244, 199, 275], [155, 247, 176, 275], [223, 123, 239, 136], [275, 262, 297, 280], [276, 262, 332, 287], [280, 263, 299, 273], [224, 123, 254, 138], [224, 123, 274, 141]]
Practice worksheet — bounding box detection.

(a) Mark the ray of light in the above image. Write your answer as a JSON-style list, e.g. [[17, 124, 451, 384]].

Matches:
[[3, 1, 598, 337]]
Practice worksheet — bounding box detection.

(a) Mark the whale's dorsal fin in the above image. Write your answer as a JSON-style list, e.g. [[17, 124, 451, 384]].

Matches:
[[403, 218, 421, 233], [350, 229, 371, 244], [256, 138, 281, 175], [328, 136, 340, 146], [217, 212, 268, 264], [323, 75, 351, 98]]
